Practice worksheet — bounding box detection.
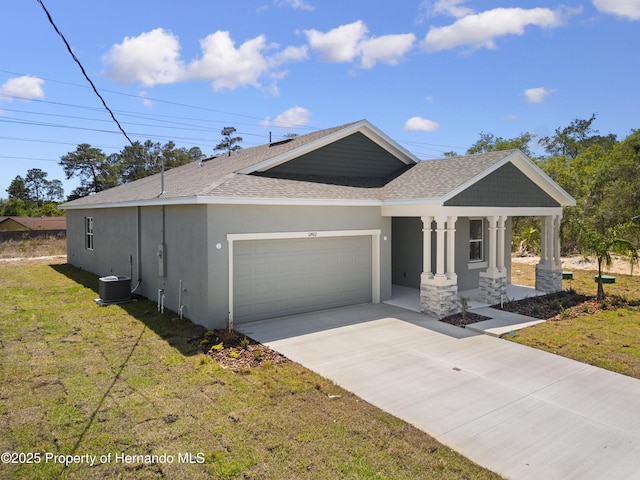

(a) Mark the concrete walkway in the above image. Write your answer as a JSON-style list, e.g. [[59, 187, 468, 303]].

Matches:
[[239, 304, 640, 480], [467, 307, 546, 337]]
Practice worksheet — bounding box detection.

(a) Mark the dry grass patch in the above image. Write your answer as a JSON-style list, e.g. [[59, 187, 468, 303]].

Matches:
[[0, 259, 501, 479], [0, 234, 66, 259]]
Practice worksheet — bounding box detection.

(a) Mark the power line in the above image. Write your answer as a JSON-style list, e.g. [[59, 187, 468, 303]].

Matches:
[[35, 0, 134, 145]]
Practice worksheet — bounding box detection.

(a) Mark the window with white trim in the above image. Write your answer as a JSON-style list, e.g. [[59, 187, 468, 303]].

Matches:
[[85, 217, 94, 250], [469, 218, 483, 261]]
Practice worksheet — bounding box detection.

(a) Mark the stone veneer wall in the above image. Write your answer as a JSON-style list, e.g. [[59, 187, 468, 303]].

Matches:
[[535, 264, 563, 293], [421, 282, 459, 319], [478, 275, 508, 305]]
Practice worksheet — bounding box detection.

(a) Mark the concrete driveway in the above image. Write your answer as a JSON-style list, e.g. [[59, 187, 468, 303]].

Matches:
[[239, 303, 640, 480]]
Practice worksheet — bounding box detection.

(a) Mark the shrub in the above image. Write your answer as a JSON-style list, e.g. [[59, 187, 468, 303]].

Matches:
[[211, 342, 224, 352], [240, 336, 250, 350]]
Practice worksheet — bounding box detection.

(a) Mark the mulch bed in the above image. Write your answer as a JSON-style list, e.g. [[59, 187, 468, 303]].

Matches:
[[442, 290, 638, 328], [440, 312, 491, 327], [194, 329, 289, 370]]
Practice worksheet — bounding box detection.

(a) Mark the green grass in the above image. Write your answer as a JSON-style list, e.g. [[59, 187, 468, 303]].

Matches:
[[0, 260, 501, 480], [508, 261, 640, 379]]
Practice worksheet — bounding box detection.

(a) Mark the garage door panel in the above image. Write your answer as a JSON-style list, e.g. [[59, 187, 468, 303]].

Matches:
[[234, 235, 372, 323]]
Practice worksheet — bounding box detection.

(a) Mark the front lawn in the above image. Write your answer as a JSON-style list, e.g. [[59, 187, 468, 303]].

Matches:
[[505, 261, 640, 379], [0, 259, 501, 479]]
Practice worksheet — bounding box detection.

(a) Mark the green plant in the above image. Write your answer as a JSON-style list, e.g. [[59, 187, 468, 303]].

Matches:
[[253, 349, 263, 362], [458, 296, 470, 318], [211, 342, 224, 352], [205, 330, 217, 338], [240, 335, 250, 350], [230, 351, 239, 359]]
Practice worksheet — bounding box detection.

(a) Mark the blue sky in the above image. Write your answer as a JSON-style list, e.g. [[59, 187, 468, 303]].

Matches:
[[1, 0, 639, 199]]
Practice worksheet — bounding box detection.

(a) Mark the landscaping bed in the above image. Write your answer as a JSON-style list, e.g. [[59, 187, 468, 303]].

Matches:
[[194, 329, 289, 370]]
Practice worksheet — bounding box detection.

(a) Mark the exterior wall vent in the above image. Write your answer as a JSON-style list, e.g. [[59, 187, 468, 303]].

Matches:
[[98, 275, 132, 303]]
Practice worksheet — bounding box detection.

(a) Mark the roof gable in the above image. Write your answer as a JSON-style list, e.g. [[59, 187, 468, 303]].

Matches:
[[444, 162, 560, 207], [237, 119, 418, 175], [262, 132, 409, 178]]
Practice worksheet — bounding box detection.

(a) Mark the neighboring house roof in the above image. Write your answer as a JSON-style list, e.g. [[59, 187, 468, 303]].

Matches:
[[60, 119, 575, 210], [0, 216, 67, 231]]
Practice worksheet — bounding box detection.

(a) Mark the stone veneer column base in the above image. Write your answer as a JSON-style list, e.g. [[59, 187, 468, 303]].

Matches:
[[535, 264, 563, 293], [478, 273, 508, 305], [420, 276, 458, 319]]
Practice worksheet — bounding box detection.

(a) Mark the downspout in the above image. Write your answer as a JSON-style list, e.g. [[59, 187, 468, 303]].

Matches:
[[135, 206, 142, 292]]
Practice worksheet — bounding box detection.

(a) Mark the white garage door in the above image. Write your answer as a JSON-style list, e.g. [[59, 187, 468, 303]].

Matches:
[[233, 235, 373, 323]]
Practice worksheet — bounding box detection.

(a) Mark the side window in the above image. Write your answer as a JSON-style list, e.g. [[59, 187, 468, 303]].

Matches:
[[469, 218, 483, 261], [85, 217, 94, 251]]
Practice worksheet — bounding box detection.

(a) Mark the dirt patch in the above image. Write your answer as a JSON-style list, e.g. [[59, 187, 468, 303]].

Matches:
[[193, 329, 289, 370], [512, 254, 639, 276]]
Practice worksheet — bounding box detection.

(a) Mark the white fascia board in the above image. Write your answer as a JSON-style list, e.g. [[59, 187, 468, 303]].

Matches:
[[61, 195, 383, 210], [439, 152, 513, 204], [356, 121, 420, 165], [510, 154, 576, 206], [196, 196, 382, 207], [439, 150, 576, 207], [236, 120, 418, 174], [382, 203, 564, 218], [59, 196, 202, 210]]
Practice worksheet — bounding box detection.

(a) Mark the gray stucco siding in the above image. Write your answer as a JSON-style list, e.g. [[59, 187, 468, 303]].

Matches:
[[206, 204, 392, 328], [445, 163, 561, 207], [66, 207, 138, 278]]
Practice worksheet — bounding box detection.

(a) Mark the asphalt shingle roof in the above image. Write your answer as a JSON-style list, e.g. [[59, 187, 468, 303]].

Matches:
[[61, 121, 517, 208]]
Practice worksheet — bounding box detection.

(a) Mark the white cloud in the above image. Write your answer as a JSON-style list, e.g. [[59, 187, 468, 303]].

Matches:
[[422, 7, 573, 52], [188, 32, 270, 91], [305, 21, 369, 63], [102, 28, 184, 86], [305, 21, 415, 68], [263, 106, 311, 129], [403, 116, 440, 132], [0, 76, 45, 101], [524, 87, 556, 103], [360, 34, 416, 68], [278, 0, 314, 11], [593, 0, 640, 20], [103, 29, 307, 93], [420, 0, 475, 19], [138, 91, 153, 108], [270, 45, 309, 66]]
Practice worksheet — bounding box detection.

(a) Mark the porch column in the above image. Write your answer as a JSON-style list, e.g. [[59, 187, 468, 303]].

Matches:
[[553, 214, 562, 267], [478, 215, 508, 305], [486, 216, 498, 275], [546, 216, 554, 265], [421, 216, 433, 279], [446, 216, 457, 281], [497, 216, 506, 274], [536, 214, 563, 293], [540, 215, 553, 266], [420, 215, 458, 319], [434, 215, 447, 278]]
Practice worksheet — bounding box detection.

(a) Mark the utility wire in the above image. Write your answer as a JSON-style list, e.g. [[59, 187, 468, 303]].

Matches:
[[35, 0, 134, 145]]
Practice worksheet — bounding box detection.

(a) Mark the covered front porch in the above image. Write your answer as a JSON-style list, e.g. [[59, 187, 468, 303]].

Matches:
[[384, 283, 547, 313], [385, 207, 565, 319]]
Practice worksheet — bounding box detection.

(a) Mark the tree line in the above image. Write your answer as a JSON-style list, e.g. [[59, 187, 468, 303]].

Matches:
[[2, 127, 245, 216]]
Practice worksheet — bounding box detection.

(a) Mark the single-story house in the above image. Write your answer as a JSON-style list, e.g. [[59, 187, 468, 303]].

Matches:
[[0, 216, 67, 232], [60, 120, 575, 328]]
